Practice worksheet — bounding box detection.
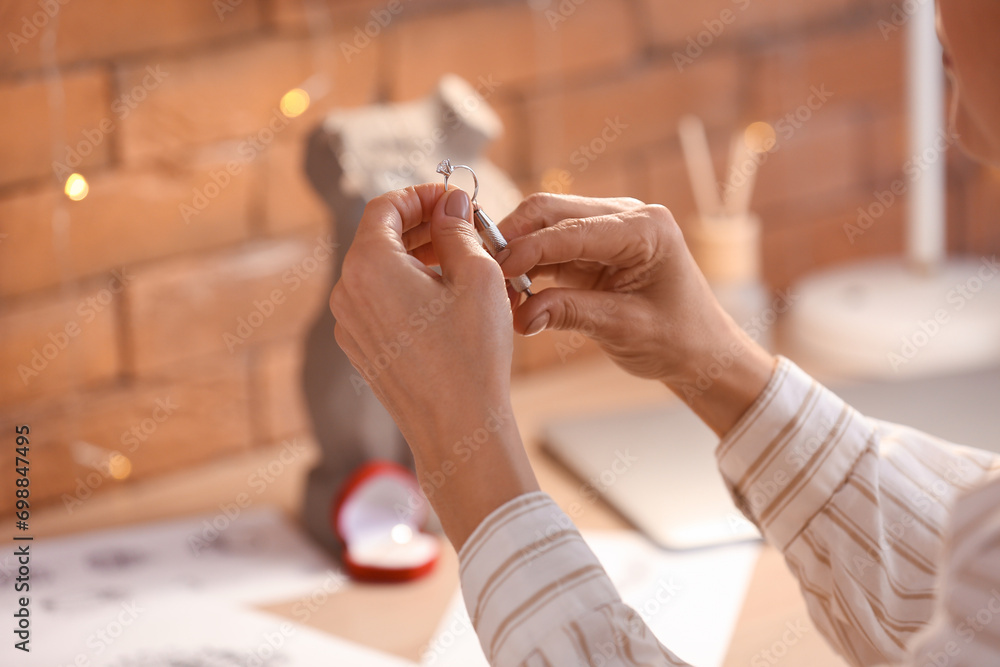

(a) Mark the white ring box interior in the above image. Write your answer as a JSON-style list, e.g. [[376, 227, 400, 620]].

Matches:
[[334, 463, 440, 581]]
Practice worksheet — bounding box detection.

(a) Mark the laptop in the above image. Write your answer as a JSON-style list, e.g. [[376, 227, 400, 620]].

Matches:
[[543, 364, 1000, 550]]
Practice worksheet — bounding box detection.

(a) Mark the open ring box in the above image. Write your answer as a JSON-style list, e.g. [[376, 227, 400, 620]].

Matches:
[[332, 461, 441, 582]]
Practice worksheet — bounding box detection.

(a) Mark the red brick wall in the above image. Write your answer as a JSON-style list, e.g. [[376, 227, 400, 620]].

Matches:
[[1, 0, 997, 512]]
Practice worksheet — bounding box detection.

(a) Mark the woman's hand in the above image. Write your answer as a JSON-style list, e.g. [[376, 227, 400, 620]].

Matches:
[[496, 193, 776, 436], [330, 184, 538, 550]]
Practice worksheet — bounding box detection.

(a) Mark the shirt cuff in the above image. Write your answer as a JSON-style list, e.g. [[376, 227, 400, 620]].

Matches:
[[457, 491, 620, 666], [715, 356, 874, 551]]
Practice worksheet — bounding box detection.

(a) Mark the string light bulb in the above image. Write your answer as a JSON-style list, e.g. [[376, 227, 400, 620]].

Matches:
[[744, 122, 777, 153], [107, 452, 133, 480], [64, 173, 89, 201], [280, 88, 310, 118]]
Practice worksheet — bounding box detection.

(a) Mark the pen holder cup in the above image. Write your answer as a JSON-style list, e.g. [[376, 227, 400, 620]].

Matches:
[[685, 214, 761, 286]]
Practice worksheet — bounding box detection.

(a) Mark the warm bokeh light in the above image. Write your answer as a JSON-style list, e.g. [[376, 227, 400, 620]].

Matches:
[[390, 523, 413, 545], [64, 173, 89, 201], [108, 453, 133, 480], [280, 88, 310, 118], [744, 121, 777, 153], [540, 167, 572, 194]]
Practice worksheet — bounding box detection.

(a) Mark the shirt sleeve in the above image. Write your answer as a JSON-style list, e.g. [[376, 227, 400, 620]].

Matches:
[[716, 356, 1000, 666], [457, 355, 1000, 667], [457, 491, 693, 666]]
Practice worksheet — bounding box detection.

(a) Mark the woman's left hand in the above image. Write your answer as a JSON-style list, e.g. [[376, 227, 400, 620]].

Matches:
[[329, 183, 538, 549]]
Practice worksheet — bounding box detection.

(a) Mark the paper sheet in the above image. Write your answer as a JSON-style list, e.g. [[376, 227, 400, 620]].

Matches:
[[422, 530, 761, 667], [4, 507, 418, 666], [2, 507, 340, 616], [26, 595, 416, 667]]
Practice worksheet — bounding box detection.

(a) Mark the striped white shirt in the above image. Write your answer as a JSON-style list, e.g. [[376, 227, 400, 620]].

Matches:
[[458, 357, 1000, 666]]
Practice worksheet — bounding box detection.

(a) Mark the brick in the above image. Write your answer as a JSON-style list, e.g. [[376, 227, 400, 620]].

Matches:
[[484, 97, 525, 178], [646, 136, 730, 227], [117, 35, 379, 164], [751, 23, 905, 119], [761, 198, 905, 290], [860, 110, 907, 187], [965, 165, 1000, 256], [263, 140, 329, 235], [525, 57, 740, 174], [640, 0, 858, 49], [752, 106, 865, 209], [513, 327, 602, 375], [563, 152, 642, 201], [387, 0, 639, 101], [250, 339, 311, 444], [0, 68, 110, 187], [0, 163, 252, 296], [268, 0, 412, 32], [0, 283, 119, 406], [0, 355, 251, 513], [0, 0, 262, 73], [128, 236, 334, 374]]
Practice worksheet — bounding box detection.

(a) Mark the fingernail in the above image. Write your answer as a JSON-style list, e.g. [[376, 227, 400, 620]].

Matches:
[[496, 248, 511, 265], [445, 190, 470, 219], [524, 312, 549, 336]]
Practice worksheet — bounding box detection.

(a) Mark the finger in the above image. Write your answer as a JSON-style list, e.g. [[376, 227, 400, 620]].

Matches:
[[511, 286, 628, 340], [354, 183, 448, 251], [333, 321, 364, 364], [499, 207, 666, 278], [430, 188, 496, 284], [506, 282, 524, 310], [409, 242, 440, 267], [402, 221, 431, 251], [497, 192, 643, 241]]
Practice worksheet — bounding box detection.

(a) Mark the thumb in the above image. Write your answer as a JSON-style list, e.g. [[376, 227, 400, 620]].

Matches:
[[431, 189, 491, 280], [512, 287, 625, 339]]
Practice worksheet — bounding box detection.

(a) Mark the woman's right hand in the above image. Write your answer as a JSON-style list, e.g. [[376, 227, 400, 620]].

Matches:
[[496, 193, 776, 436]]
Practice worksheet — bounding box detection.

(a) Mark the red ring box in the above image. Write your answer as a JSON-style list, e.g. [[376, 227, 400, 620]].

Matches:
[[332, 461, 440, 582]]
